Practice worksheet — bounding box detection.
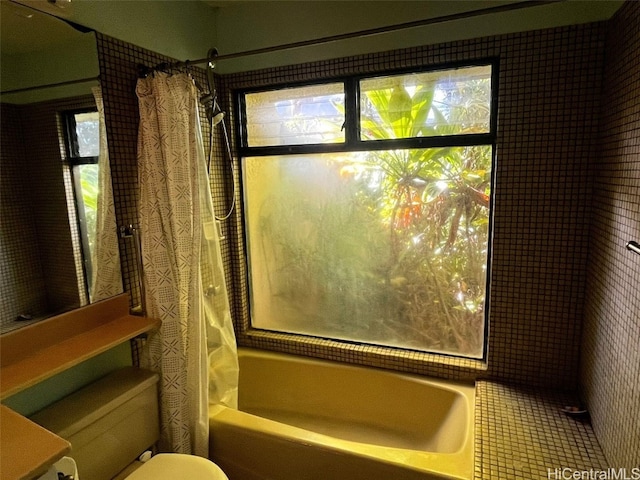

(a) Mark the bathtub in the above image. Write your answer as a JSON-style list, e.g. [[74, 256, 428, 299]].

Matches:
[[209, 348, 475, 480]]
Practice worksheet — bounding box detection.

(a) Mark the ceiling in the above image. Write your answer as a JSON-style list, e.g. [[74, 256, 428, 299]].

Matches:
[[0, 0, 82, 55], [209, 0, 624, 72], [1, 0, 626, 74]]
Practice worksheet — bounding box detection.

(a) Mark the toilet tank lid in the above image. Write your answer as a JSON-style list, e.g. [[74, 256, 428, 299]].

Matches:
[[30, 367, 158, 438]]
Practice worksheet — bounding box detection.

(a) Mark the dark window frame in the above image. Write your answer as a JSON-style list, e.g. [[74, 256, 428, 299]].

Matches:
[[236, 58, 499, 157], [63, 107, 99, 166], [234, 58, 499, 360]]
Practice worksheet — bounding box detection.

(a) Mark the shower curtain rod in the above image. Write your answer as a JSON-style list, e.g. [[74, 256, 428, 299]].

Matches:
[[1, 76, 100, 95], [141, 0, 563, 75]]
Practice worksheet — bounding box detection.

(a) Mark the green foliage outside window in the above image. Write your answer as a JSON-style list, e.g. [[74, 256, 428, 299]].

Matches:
[[244, 66, 492, 358]]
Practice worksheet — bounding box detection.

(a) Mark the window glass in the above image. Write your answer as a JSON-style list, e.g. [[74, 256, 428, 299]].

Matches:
[[64, 109, 100, 289], [73, 111, 99, 157], [360, 65, 492, 140], [244, 83, 345, 146], [243, 145, 491, 358], [73, 164, 98, 259]]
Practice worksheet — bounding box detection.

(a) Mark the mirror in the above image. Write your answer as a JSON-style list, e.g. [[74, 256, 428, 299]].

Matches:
[[0, 1, 123, 334]]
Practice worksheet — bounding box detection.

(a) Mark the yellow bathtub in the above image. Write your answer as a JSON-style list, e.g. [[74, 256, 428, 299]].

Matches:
[[209, 348, 475, 480]]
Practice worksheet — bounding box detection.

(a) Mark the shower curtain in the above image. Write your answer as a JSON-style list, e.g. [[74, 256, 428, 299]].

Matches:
[[136, 72, 238, 456], [89, 86, 123, 302]]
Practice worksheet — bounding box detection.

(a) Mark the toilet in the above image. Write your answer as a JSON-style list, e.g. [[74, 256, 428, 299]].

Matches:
[[30, 367, 228, 480], [125, 453, 227, 480]]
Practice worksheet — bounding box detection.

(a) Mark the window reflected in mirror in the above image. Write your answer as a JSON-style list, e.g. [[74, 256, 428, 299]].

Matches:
[[0, 94, 123, 335], [65, 109, 100, 292]]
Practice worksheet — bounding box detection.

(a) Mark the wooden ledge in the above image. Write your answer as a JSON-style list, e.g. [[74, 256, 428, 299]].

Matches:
[[0, 294, 159, 400]]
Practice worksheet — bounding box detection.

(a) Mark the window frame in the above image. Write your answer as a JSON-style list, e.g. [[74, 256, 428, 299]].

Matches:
[[63, 108, 100, 166], [237, 58, 499, 156], [235, 58, 499, 360]]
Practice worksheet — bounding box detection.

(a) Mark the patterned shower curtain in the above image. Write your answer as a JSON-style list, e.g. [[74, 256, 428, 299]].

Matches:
[[89, 86, 123, 302], [136, 72, 238, 456]]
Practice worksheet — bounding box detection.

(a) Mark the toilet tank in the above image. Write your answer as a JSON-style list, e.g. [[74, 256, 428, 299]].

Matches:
[[31, 367, 159, 480]]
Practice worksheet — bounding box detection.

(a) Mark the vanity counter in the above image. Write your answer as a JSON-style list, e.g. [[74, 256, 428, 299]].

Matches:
[[0, 405, 71, 480]]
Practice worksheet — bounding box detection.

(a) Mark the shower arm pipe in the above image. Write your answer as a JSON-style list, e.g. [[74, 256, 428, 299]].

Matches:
[[627, 241, 640, 256], [142, 0, 564, 74]]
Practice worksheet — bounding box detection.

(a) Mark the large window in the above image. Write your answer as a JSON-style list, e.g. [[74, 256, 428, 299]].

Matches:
[[239, 62, 496, 358]]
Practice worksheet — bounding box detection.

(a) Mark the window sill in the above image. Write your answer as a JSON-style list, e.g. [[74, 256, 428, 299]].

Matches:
[[238, 328, 487, 381], [0, 294, 159, 400]]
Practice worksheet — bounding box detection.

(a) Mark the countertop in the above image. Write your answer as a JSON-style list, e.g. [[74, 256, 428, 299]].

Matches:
[[0, 405, 71, 480]]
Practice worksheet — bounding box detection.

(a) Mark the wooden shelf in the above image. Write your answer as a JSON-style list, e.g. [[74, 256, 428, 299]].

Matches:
[[0, 295, 159, 479], [0, 294, 159, 400], [1, 405, 71, 480]]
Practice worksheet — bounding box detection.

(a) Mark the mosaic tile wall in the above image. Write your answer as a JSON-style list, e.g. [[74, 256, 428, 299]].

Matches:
[[580, 0, 640, 470], [91, 11, 638, 472], [217, 22, 606, 389], [0, 104, 47, 328], [0, 96, 95, 332], [95, 20, 615, 394], [95, 34, 226, 317]]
